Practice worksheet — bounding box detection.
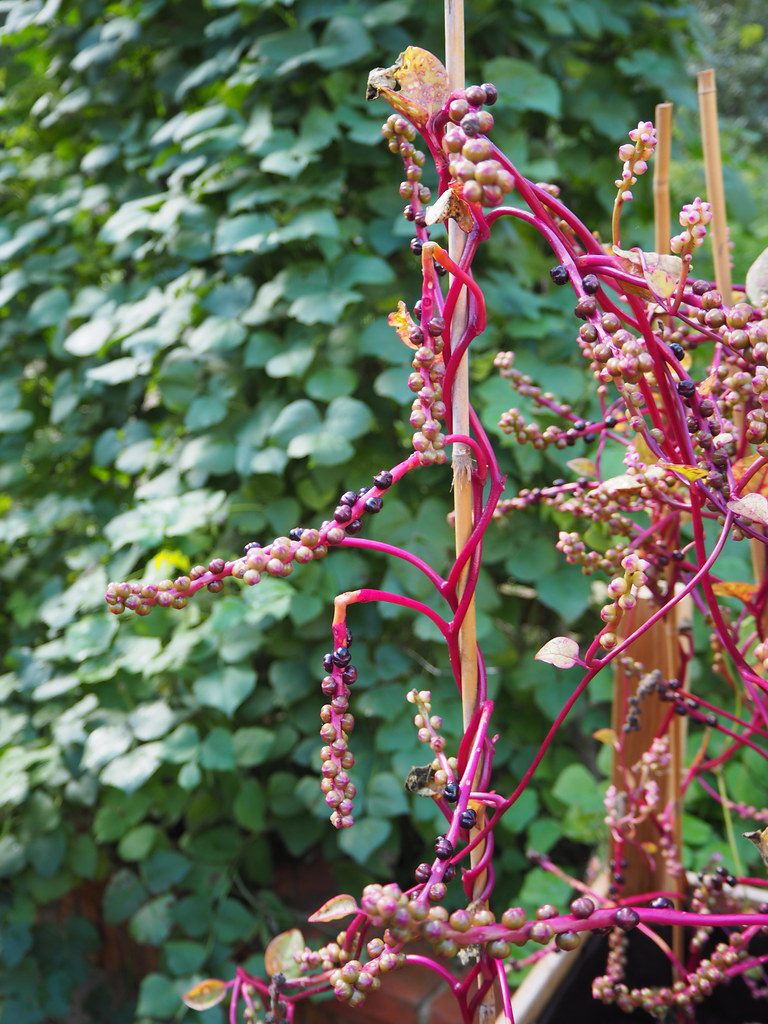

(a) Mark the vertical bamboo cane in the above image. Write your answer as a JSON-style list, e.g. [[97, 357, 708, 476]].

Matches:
[[697, 70, 767, 589], [444, 4, 494, 1019], [611, 103, 687, 968]]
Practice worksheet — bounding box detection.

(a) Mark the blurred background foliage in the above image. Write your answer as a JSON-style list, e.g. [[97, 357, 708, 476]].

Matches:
[[1, 0, 765, 1021]]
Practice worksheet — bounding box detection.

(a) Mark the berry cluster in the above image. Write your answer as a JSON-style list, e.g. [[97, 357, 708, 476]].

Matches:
[[440, 83, 515, 208], [319, 628, 358, 829]]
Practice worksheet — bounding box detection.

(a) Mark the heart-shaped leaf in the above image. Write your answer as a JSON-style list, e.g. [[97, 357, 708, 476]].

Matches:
[[182, 978, 228, 1011], [535, 636, 580, 670], [308, 894, 359, 924], [727, 493, 768, 527], [265, 928, 304, 979]]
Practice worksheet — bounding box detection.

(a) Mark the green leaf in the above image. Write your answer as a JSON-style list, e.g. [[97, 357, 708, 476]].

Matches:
[[103, 869, 147, 924], [200, 727, 236, 770], [63, 318, 113, 356], [100, 742, 163, 793], [130, 894, 174, 945], [366, 772, 409, 818], [233, 779, 266, 832], [233, 726, 275, 767], [193, 665, 257, 717], [483, 57, 561, 117], [137, 972, 180, 1018], [118, 824, 160, 862], [338, 819, 391, 864], [165, 939, 207, 976], [141, 850, 191, 894]]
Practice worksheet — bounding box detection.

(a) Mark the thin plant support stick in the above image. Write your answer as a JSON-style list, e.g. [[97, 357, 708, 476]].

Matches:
[[698, 70, 767, 599], [653, 102, 673, 255], [444, 11, 492, 1021]]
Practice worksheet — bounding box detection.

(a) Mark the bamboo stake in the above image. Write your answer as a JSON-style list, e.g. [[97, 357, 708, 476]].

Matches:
[[697, 70, 732, 301], [444, 5, 494, 1019], [698, 71, 768, 592], [653, 103, 673, 255]]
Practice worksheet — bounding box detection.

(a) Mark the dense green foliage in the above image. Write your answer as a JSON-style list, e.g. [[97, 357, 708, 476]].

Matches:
[[2, 1, 760, 1021]]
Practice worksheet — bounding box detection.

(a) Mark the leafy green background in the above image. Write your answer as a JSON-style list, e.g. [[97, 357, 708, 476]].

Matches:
[[1, 0, 765, 1021]]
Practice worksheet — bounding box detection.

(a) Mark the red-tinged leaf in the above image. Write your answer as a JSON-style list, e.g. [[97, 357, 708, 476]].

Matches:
[[712, 581, 758, 603], [367, 47, 448, 127], [612, 246, 683, 299], [457, 700, 483, 777], [182, 979, 228, 1012], [728, 493, 768, 527], [265, 929, 304, 979], [308, 894, 359, 924], [535, 636, 580, 670]]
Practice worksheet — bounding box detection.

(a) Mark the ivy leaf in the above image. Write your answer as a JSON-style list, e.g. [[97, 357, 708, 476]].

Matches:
[[182, 978, 229, 1011], [264, 929, 304, 979], [535, 636, 581, 669], [307, 894, 360, 924]]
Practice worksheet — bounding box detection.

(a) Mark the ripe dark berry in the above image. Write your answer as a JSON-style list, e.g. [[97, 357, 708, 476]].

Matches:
[[332, 646, 352, 667], [604, 415, 617, 428], [334, 505, 353, 524], [550, 264, 569, 286], [346, 519, 363, 535], [650, 896, 674, 909], [569, 896, 595, 919], [410, 238, 423, 255], [243, 540, 262, 553], [322, 653, 334, 672], [342, 666, 357, 685], [415, 862, 431, 883], [434, 835, 453, 860], [614, 907, 640, 932], [582, 274, 599, 294], [373, 471, 393, 490], [435, 263, 447, 277], [365, 497, 383, 514], [669, 343, 685, 361], [676, 379, 696, 399], [460, 112, 481, 137], [340, 491, 357, 506], [481, 82, 498, 105], [403, 205, 416, 221], [358, 486, 368, 496], [443, 863, 456, 881], [443, 781, 459, 803], [288, 527, 303, 540], [459, 808, 477, 829], [465, 84, 486, 107]]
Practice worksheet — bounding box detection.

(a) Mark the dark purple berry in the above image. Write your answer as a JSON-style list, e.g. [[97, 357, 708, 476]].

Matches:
[[415, 863, 431, 883], [373, 471, 393, 490], [427, 316, 445, 337], [323, 653, 334, 672], [604, 415, 617, 428], [340, 491, 357, 506], [465, 84, 486, 107], [365, 497, 383, 514], [459, 809, 477, 829], [569, 896, 595, 919], [410, 238, 423, 255], [582, 274, 599, 294], [435, 264, 447, 277], [404, 206, 416, 221], [650, 897, 674, 909], [443, 781, 459, 803], [434, 835, 453, 860], [288, 527, 303, 540], [614, 907, 639, 932], [669, 343, 684, 360], [481, 83, 498, 105], [243, 540, 262, 553], [676, 379, 696, 399], [460, 112, 481, 137], [443, 863, 455, 881], [334, 505, 353, 524], [550, 264, 569, 286], [332, 646, 351, 667], [346, 519, 363, 535]]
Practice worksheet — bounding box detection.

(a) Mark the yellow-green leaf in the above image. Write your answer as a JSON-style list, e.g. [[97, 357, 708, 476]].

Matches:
[[657, 461, 709, 482], [264, 928, 304, 979], [307, 894, 359, 924], [182, 979, 228, 1011]]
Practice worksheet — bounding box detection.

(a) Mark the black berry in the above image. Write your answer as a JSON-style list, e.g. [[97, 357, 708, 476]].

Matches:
[[676, 379, 696, 399], [582, 274, 599, 294], [459, 809, 477, 829], [443, 781, 459, 803], [365, 497, 383, 514], [346, 519, 363, 535], [550, 264, 569, 286]]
